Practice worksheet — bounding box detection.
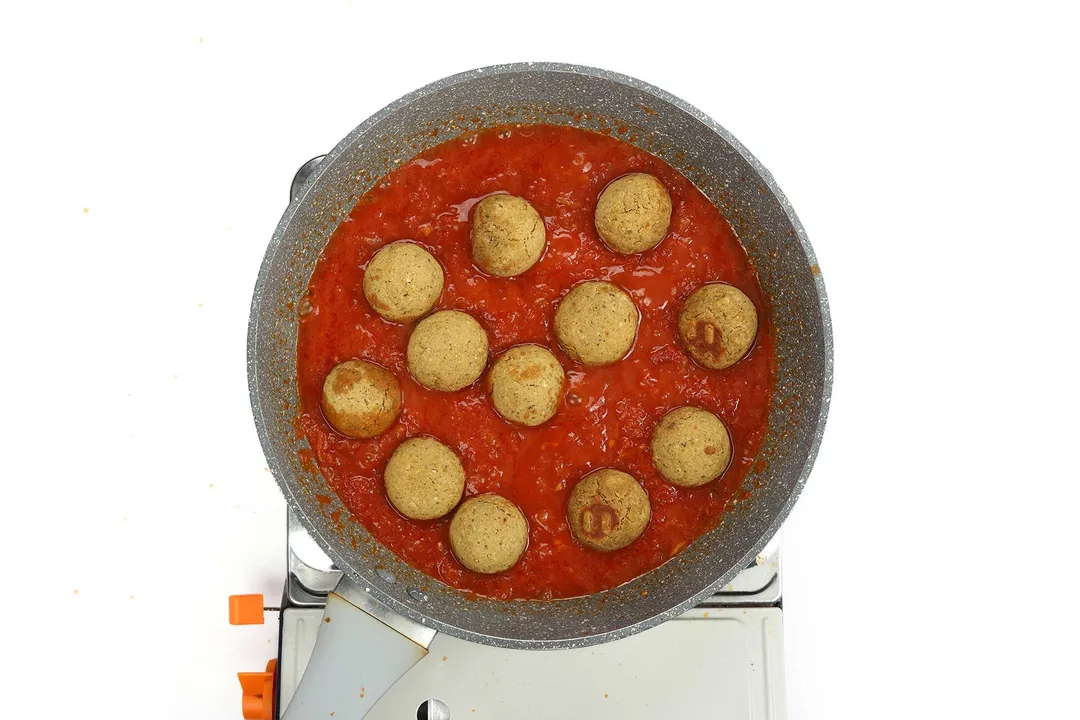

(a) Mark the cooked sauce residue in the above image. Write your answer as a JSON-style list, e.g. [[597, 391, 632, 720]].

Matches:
[[296, 124, 774, 600]]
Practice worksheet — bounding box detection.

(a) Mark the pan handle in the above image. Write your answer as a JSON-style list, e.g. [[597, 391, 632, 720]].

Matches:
[[280, 575, 438, 719]]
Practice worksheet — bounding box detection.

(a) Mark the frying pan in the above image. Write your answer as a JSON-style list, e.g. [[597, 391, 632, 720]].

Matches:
[[249, 64, 832, 660]]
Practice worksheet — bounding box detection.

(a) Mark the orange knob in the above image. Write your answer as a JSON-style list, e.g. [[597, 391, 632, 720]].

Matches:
[[238, 659, 276, 720], [229, 594, 265, 625]]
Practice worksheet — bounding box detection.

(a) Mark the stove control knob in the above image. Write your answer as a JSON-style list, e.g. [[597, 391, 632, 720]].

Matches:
[[238, 659, 276, 720], [229, 594, 265, 625]]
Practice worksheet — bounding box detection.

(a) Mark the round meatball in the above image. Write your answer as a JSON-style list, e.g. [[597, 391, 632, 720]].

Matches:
[[553, 281, 639, 366], [320, 360, 401, 439], [651, 406, 732, 488], [407, 310, 489, 391], [384, 437, 465, 520], [678, 283, 759, 370], [449, 494, 529, 574], [470, 194, 546, 277], [567, 469, 651, 552], [362, 241, 443, 322], [488, 345, 565, 426], [594, 173, 672, 254]]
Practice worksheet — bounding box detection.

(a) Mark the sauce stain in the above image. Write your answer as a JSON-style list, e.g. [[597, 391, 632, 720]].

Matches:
[[580, 503, 620, 539]]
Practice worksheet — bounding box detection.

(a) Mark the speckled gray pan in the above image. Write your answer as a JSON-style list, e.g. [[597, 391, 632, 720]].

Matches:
[[248, 63, 833, 650]]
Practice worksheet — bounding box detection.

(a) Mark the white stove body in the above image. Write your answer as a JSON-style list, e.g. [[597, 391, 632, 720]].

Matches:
[[278, 510, 786, 720]]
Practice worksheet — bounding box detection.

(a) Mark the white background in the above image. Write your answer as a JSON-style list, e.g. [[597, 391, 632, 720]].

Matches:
[[1, 1, 1077, 718]]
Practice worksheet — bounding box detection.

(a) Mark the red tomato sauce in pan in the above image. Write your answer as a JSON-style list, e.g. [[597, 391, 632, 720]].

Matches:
[[296, 124, 774, 600]]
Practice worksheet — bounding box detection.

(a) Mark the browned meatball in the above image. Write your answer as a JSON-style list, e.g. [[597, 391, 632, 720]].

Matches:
[[384, 437, 465, 520], [488, 344, 565, 426], [567, 469, 651, 552], [363, 241, 443, 322], [651, 406, 732, 488], [407, 310, 490, 391], [320, 360, 401, 439], [594, 173, 672, 254], [449, 494, 529, 574], [553, 281, 639, 366], [678, 284, 759, 370], [470, 194, 546, 277]]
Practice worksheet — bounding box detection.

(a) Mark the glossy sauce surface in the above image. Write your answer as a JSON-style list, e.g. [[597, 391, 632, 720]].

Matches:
[[296, 124, 774, 600]]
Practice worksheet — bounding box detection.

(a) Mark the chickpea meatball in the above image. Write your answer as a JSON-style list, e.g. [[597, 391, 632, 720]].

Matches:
[[470, 194, 546, 277], [362, 241, 443, 322], [678, 283, 759, 370], [449, 494, 529, 574], [488, 344, 565, 426], [567, 469, 651, 552], [384, 437, 465, 520], [594, 173, 672, 254], [320, 360, 401, 439], [553, 281, 639, 366], [407, 310, 489, 391], [651, 406, 733, 488]]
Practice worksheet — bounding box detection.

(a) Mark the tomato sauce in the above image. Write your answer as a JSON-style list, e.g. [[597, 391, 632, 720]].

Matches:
[[296, 124, 774, 600]]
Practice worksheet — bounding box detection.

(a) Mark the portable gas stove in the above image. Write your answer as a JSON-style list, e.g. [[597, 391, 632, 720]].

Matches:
[[228, 157, 788, 720], [229, 509, 784, 719]]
